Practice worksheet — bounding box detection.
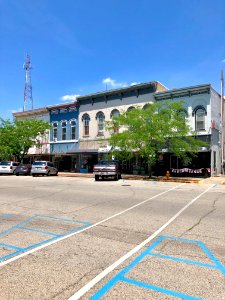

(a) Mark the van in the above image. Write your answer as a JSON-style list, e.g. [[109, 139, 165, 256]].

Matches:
[[31, 161, 58, 177], [0, 161, 20, 175]]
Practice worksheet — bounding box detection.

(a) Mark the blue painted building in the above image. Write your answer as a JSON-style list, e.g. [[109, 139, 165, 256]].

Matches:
[[48, 102, 79, 172]]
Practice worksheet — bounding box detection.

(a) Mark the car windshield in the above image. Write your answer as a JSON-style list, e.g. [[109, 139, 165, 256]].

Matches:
[[99, 161, 118, 165], [0, 162, 10, 166], [33, 162, 46, 166]]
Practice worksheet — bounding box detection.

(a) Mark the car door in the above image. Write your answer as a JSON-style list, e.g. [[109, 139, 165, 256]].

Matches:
[[48, 162, 54, 174]]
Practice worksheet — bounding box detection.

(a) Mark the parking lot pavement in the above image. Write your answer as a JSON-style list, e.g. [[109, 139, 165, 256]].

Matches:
[[0, 176, 224, 299]]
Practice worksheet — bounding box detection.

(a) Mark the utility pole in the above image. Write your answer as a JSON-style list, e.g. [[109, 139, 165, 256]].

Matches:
[[23, 53, 33, 111], [221, 70, 224, 174]]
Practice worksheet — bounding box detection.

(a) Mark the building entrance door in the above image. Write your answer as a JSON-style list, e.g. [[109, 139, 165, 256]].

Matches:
[[170, 155, 178, 169]]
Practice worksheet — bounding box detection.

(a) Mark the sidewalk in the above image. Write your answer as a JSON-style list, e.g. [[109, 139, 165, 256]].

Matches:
[[58, 172, 225, 184]]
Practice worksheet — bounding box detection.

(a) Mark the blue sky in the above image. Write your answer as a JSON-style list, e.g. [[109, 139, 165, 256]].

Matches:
[[0, 0, 225, 119]]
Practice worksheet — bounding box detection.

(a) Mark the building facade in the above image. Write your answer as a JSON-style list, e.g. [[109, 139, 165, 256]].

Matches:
[[77, 82, 223, 176], [77, 81, 167, 172], [154, 84, 222, 176], [12, 81, 224, 176], [48, 102, 79, 172], [13, 107, 50, 162]]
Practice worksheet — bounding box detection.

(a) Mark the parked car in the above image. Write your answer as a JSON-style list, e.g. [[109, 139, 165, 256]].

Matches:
[[14, 164, 32, 176], [31, 161, 58, 176], [93, 160, 121, 181], [0, 161, 20, 175]]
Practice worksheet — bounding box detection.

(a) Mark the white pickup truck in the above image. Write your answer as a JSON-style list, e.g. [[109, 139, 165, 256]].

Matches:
[[93, 160, 121, 181]]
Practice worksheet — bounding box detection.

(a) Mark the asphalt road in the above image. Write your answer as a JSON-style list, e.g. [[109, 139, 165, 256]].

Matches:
[[0, 176, 224, 300]]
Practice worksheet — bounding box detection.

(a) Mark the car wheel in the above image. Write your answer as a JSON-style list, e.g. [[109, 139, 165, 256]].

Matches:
[[16, 174, 19, 176], [32, 174, 35, 177], [95, 175, 99, 181], [55, 172, 58, 176], [114, 174, 118, 181]]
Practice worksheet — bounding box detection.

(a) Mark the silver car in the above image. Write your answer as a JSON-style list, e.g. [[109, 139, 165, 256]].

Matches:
[[31, 161, 58, 177], [0, 161, 20, 175]]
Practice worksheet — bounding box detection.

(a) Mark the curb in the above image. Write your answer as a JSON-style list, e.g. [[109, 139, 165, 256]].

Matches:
[[58, 173, 221, 184]]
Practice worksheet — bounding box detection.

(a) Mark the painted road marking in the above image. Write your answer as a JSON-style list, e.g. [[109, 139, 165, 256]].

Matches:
[[68, 184, 215, 300], [0, 183, 184, 268], [150, 236, 225, 276], [89, 236, 225, 299], [0, 214, 92, 262]]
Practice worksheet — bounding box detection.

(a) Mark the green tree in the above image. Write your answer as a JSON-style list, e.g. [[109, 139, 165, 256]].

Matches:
[[0, 118, 50, 162], [107, 101, 207, 177]]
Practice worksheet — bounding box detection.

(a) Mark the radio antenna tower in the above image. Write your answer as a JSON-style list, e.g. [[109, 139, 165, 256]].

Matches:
[[23, 53, 33, 111]]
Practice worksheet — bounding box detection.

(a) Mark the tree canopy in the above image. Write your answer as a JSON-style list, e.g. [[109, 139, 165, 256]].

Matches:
[[107, 101, 207, 177], [0, 118, 50, 162]]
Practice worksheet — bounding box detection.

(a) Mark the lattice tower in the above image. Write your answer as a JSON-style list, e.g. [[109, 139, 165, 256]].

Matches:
[[23, 54, 33, 111]]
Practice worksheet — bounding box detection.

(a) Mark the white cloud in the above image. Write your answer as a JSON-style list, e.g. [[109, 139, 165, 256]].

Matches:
[[11, 108, 23, 113], [130, 82, 140, 86], [102, 77, 126, 88], [60, 94, 80, 101], [102, 78, 141, 89], [222, 59, 225, 63]]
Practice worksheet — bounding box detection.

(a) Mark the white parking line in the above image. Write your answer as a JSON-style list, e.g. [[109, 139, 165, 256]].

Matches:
[[68, 184, 214, 300], [0, 184, 183, 268]]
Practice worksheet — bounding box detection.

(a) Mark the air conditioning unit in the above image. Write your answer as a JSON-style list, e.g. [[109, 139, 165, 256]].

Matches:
[[53, 138, 57, 142]]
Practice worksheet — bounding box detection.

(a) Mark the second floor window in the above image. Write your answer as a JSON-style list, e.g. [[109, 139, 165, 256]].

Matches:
[[178, 109, 188, 124], [110, 109, 120, 133], [52, 122, 58, 140], [96, 111, 105, 135], [61, 121, 67, 140], [70, 120, 76, 139], [127, 106, 135, 113], [195, 108, 206, 131], [82, 114, 90, 136]]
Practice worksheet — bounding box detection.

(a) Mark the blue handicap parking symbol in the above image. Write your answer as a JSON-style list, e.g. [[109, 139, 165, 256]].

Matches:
[[0, 214, 92, 262], [91, 236, 225, 299]]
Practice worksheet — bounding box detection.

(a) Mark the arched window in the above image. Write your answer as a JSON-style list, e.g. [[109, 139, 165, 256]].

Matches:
[[127, 106, 135, 112], [110, 109, 120, 118], [178, 109, 188, 121], [52, 122, 58, 141], [143, 103, 152, 110], [82, 114, 90, 136], [110, 109, 120, 133], [193, 106, 206, 131], [61, 120, 67, 140], [70, 119, 76, 140], [96, 111, 105, 135]]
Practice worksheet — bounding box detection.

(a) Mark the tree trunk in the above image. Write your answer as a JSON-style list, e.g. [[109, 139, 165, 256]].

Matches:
[[148, 163, 152, 178]]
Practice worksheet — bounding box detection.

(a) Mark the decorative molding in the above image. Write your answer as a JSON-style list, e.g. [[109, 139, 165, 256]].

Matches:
[[192, 105, 207, 116]]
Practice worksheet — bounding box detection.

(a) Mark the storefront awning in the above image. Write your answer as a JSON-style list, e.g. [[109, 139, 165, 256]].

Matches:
[[67, 149, 98, 154]]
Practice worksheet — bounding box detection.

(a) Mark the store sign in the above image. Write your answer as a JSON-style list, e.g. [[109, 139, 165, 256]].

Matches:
[[98, 145, 112, 153]]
